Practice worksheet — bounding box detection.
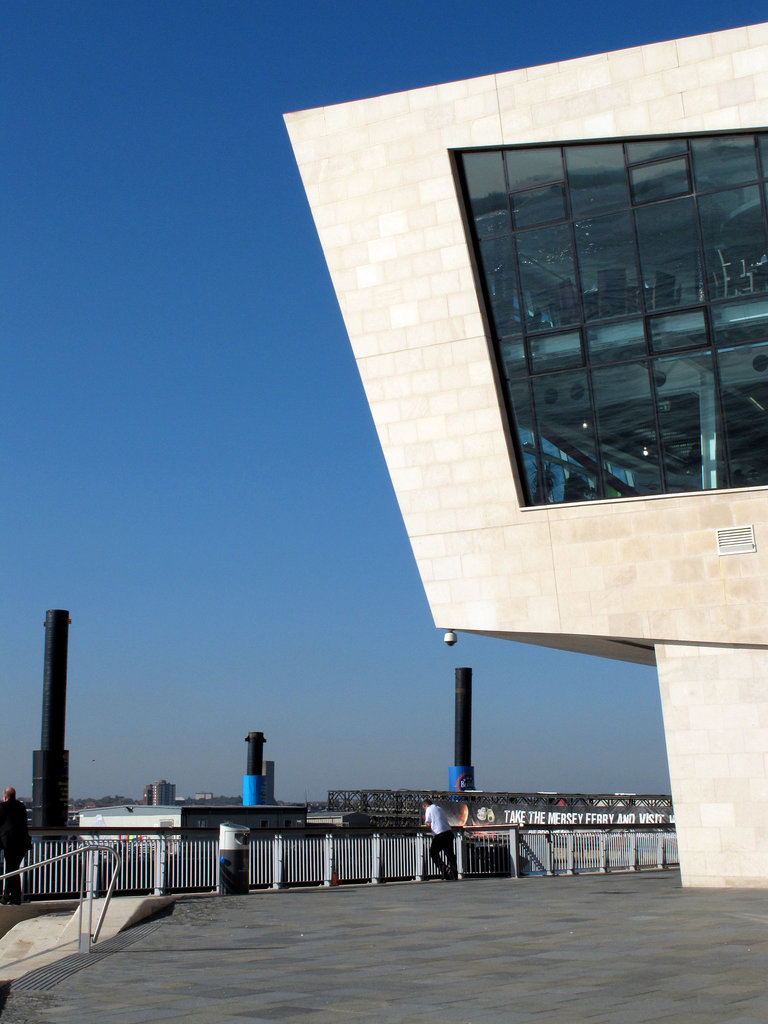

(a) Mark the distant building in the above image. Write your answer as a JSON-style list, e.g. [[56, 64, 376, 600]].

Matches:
[[79, 804, 307, 830], [144, 780, 176, 806], [261, 760, 275, 804], [307, 811, 371, 828], [194, 792, 214, 801]]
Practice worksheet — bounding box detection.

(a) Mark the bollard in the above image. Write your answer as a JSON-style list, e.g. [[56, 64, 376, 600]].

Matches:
[[219, 823, 250, 894]]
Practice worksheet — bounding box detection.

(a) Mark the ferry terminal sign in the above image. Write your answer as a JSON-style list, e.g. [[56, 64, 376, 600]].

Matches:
[[438, 801, 674, 829]]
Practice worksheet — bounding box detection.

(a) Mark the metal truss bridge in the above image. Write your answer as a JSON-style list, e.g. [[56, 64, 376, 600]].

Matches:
[[327, 790, 673, 829]]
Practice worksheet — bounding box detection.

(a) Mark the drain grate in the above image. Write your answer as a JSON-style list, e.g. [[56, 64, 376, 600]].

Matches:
[[12, 918, 165, 992]]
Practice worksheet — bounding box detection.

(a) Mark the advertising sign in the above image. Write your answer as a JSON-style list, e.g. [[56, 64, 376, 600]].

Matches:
[[432, 800, 674, 829]]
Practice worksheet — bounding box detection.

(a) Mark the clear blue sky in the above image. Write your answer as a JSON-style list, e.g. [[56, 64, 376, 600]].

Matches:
[[1, 1, 757, 802]]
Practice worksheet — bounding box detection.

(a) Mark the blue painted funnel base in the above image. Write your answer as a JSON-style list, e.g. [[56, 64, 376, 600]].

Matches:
[[243, 775, 265, 805], [449, 766, 475, 792]]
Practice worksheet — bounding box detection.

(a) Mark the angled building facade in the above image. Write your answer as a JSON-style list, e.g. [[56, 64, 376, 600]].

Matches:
[[286, 23, 768, 886]]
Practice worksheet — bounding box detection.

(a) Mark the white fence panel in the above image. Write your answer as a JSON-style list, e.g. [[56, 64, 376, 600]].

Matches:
[[334, 835, 372, 883], [574, 832, 603, 872], [606, 832, 632, 871], [166, 836, 218, 891], [22, 838, 82, 898], [462, 832, 514, 876], [380, 833, 419, 880], [282, 835, 324, 885], [249, 837, 274, 887]]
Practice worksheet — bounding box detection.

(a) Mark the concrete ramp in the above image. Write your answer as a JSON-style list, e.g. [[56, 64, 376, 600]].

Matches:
[[0, 895, 175, 981]]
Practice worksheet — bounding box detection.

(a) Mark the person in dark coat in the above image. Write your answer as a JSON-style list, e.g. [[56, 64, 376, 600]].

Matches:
[[0, 787, 31, 905]]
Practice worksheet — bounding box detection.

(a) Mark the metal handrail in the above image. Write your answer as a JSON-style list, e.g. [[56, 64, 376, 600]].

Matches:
[[0, 842, 122, 953]]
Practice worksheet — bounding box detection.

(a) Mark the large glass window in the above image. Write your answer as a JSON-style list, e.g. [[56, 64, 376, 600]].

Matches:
[[458, 132, 768, 504]]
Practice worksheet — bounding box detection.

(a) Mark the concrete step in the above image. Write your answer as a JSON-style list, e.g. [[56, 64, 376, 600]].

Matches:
[[0, 895, 176, 981]]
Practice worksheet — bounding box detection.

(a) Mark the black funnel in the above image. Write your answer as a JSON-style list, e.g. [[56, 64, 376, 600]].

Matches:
[[32, 610, 71, 827]]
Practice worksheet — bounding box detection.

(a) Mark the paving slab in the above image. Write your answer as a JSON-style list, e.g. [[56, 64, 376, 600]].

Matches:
[[1, 871, 768, 1023]]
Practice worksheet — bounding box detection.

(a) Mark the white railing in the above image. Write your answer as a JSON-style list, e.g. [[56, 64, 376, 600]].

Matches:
[[0, 843, 121, 952], [518, 830, 678, 875], [6, 829, 677, 899]]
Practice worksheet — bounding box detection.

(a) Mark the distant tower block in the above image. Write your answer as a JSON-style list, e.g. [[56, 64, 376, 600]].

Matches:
[[243, 731, 266, 805], [32, 610, 71, 827]]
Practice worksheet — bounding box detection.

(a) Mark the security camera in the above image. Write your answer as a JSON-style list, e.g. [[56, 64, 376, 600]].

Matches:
[[443, 630, 457, 646]]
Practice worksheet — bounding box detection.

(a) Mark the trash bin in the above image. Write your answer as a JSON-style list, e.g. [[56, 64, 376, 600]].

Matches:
[[219, 822, 250, 894]]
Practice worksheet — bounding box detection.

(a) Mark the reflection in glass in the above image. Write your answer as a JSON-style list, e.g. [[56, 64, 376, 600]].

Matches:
[[759, 135, 768, 177], [699, 186, 768, 299], [575, 211, 641, 319], [691, 135, 757, 190], [592, 362, 662, 496], [462, 151, 510, 235], [653, 352, 721, 491], [630, 158, 690, 204], [512, 183, 566, 228], [648, 310, 707, 353], [587, 319, 646, 364], [626, 139, 688, 163], [635, 197, 700, 310], [565, 144, 628, 217], [717, 342, 768, 486], [711, 296, 768, 346], [528, 330, 583, 372], [479, 236, 521, 335], [532, 370, 597, 502], [505, 147, 563, 191], [499, 336, 526, 377], [516, 223, 579, 331], [506, 380, 537, 503]]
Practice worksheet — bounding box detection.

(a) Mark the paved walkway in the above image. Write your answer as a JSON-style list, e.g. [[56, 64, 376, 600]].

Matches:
[[1, 870, 768, 1023]]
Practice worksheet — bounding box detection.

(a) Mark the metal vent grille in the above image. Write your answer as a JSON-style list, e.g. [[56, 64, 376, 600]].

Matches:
[[716, 526, 756, 556]]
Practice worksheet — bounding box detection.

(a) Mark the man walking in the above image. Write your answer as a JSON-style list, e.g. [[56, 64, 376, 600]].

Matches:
[[0, 787, 31, 905], [422, 798, 458, 880]]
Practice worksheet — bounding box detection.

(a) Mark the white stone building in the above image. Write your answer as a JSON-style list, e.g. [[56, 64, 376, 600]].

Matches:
[[286, 23, 768, 887]]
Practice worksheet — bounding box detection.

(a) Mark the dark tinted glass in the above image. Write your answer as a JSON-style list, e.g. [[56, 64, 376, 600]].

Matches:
[[587, 319, 646, 364], [512, 183, 566, 228], [699, 186, 768, 300], [592, 361, 662, 495], [462, 152, 510, 235], [712, 296, 768, 346], [629, 157, 690, 204], [648, 310, 707, 353], [499, 335, 526, 377], [505, 148, 563, 191], [516, 223, 579, 331], [626, 139, 687, 163], [717, 341, 768, 486], [532, 370, 597, 502], [506, 379, 537, 503], [574, 211, 640, 320], [691, 135, 757, 190], [479, 236, 521, 335], [653, 351, 721, 491], [565, 144, 628, 217], [759, 135, 768, 177], [528, 330, 583, 372], [635, 197, 700, 311]]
